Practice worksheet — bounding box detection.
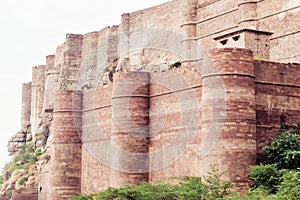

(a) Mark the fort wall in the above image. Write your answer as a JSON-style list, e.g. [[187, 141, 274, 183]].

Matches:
[[255, 61, 300, 150], [187, 0, 300, 62], [81, 84, 113, 193], [49, 90, 82, 199], [202, 48, 257, 189], [9, 0, 300, 199], [110, 72, 150, 187], [78, 48, 300, 194], [30, 66, 46, 140], [43, 55, 57, 113], [21, 82, 32, 130], [257, 0, 300, 62]]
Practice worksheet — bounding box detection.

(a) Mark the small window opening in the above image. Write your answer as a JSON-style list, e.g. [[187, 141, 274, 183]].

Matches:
[[109, 71, 114, 83], [39, 186, 43, 192], [220, 39, 228, 45], [169, 62, 182, 70], [232, 35, 240, 41]]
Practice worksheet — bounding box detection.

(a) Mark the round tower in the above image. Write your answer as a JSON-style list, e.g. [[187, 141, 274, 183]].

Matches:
[[238, 0, 258, 29], [110, 71, 150, 188], [182, 0, 197, 38], [201, 48, 256, 190], [31, 65, 46, 140], [21, 82, 32, 130], [43, 55, 57, 113], [180, 0, 198, 60], [49, 90, 82, 199]]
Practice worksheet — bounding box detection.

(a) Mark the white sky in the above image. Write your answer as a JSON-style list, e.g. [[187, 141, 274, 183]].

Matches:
[[0, 0, 170, 170]]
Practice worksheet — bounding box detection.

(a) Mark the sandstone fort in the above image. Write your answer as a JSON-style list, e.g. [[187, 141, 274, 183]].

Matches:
[[2, 0, 300, 199]]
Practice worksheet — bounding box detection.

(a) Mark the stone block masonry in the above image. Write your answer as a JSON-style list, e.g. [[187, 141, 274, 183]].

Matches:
[[49, 90, 82, 199], [8, 0, 300, 199], [21, 82, 32, 130], [16, 49, 300, 199], [30, 66, 46, 141]]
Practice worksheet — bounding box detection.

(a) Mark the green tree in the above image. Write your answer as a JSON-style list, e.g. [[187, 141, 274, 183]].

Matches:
[[249, 164, 286, 193], [263, 131, 300, 170], [203, 165, 233, 199], [248, 122, 300, 195], [271, 170, 300, 200]]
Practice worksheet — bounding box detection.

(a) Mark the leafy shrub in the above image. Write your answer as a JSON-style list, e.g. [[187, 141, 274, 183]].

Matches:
[[1, 143, 39, 189], [263, 131, 300, 170], [71, 165, 233, 200], [12, 144, 38, 170], [204, 164, 233, 199], [247, 123, 300, 198], [271, 170, 300, 200], [249, 164, 286, 193], [35, 149, 42, 157], [4, 190, 12, 197], [18, 177, 28, 186], [70, 194, 94, 200]]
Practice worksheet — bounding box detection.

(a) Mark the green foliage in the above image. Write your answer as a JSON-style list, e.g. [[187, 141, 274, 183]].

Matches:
[[255, 55, 264, 61], [1, 143, 38, 188], [262, 131, 300, 170], [245, 123, 300, 199], [295, 120, 300, 135], [35, 149, 42, 157], [249, 164, 286, 193], [18, 177, 28, 186], [71, 165, 233, 200], [71, 194, 94, 200], [41, 153, 51, 161], [18, 143, 34, 154], [204, 164, 233, 199], [174, 177, 206, 199], [271, 170, 300, 200], [4, 190, 12, 197], [240, 171, 300, 200], [13, 144, 38, 168], [244, 188, 270, 200]]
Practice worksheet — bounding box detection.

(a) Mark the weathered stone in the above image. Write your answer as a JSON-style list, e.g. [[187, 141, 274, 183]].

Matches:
[[7, 131, 27, 155], [3, 0, 300, 199]]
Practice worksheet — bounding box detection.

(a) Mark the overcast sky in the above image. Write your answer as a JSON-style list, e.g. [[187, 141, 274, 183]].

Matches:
[[0, 0, 170, 170]]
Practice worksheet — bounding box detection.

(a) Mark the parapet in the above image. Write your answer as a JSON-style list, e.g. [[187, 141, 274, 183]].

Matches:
[[46, 55, 56, 73], [32, 65, 46, 86], [66, 33, 83, 41], [21, 82, 32, 129], [208, 48, 254, 74], [82, 31, 99, 64]]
